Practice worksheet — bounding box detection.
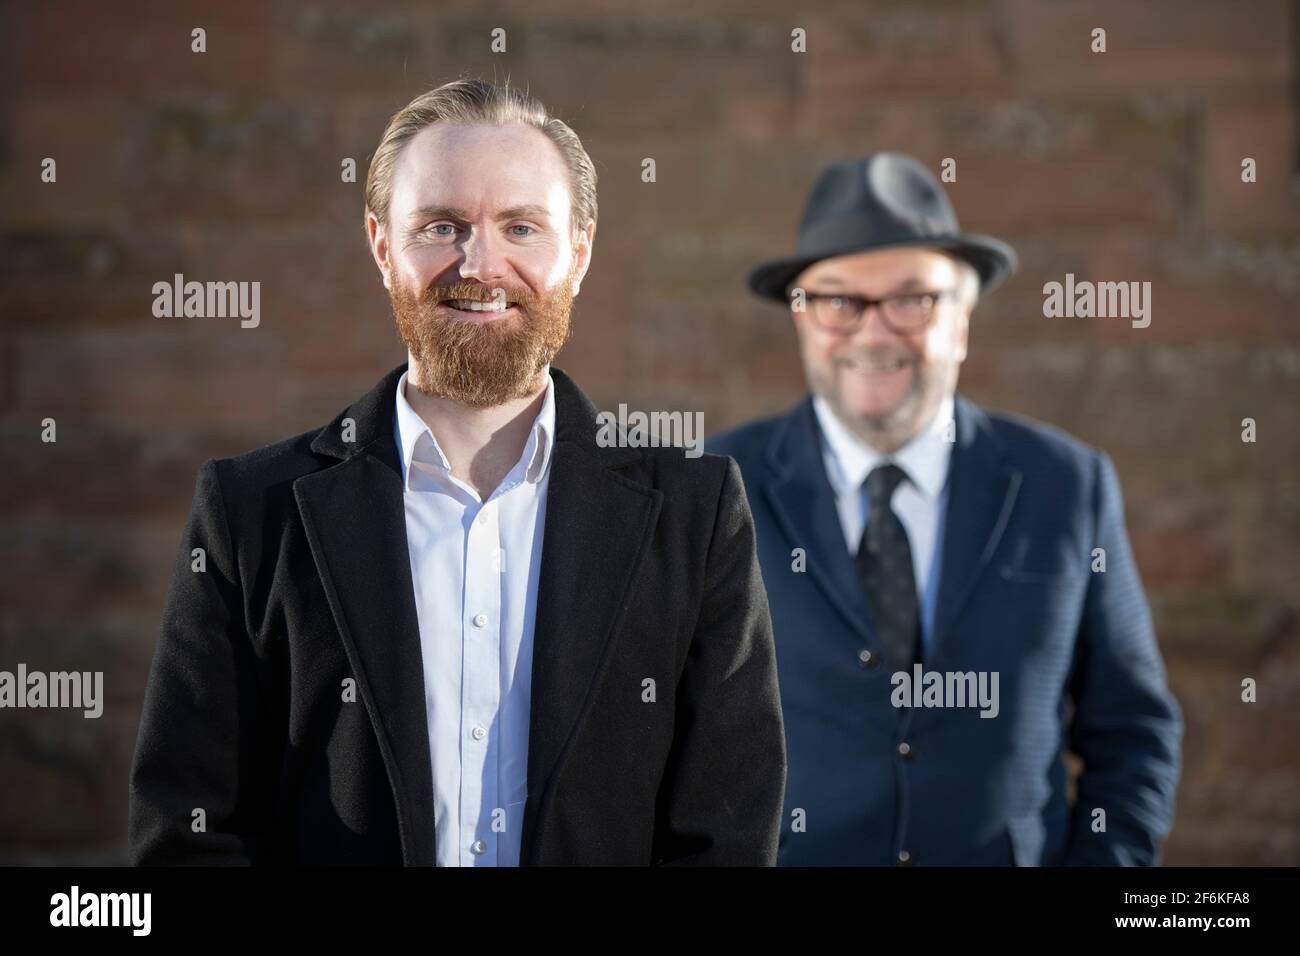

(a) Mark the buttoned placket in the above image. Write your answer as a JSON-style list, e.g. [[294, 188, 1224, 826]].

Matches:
[[446, 449, 539, 866], [461, 492, 502, 864], [398, 375, 551, 867]]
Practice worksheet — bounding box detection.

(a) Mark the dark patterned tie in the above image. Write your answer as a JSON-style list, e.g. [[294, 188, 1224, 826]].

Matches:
[[855, 464, 920, 671]]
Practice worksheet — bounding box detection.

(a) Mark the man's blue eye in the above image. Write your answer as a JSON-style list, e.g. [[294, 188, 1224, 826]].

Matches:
[[430, 224, 455, 236], [510, 225, 532, 236]]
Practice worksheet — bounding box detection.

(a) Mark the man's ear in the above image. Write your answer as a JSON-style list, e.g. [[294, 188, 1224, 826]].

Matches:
[[366, 213, 391, 291], [953, 307, 971, 363], [569, 220, 596, 296]]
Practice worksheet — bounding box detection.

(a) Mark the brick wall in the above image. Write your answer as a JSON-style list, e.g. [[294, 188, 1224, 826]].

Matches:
[[1, 0, 1296, 864]]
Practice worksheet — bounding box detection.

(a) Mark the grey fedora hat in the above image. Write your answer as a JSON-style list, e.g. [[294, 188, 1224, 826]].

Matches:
[[747, 152, 1017, 303]]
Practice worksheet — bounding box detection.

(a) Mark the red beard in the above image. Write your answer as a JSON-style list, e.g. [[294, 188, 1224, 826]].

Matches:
[[390, 274, 574, 407]]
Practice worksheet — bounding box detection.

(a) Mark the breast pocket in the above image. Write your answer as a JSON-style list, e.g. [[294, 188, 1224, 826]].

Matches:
[[997, 534, 1082, 586]]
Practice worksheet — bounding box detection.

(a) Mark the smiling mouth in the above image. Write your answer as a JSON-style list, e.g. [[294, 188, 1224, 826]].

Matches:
[[437, 299, 521, 320], [840, 355, 912, 373]]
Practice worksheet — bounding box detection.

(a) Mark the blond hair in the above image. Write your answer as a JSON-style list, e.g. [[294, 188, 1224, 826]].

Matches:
[[364, 78, 597, 243]]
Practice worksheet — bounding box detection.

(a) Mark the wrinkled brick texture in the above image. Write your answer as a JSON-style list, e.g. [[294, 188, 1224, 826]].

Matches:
[[1, 0, 1296, 865]]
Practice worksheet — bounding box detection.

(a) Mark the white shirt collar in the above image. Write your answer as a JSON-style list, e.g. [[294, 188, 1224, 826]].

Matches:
[[812, 391, 955, 501], [393, 367, 556, 492]]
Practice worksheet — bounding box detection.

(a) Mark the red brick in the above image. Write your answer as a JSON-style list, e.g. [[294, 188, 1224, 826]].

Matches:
[[1203, 97, 1300, 237], [13, 0, 270, 94], [0, 519, 177, 617], [1084, 235, 1300, 346], [1003, 0, 1291, 98], [0, 231, 187, 332], [800, 7, 1014, 120], [1131, 527, 1231, 588], [0, 422, 255, 519]]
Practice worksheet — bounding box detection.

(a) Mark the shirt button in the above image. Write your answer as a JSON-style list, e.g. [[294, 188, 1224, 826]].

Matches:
[[857, 649, 874, 668], [472, 613, 488, 628], [472, 726, 486, 741], [471, 840, 486, 855], [898, 741, 912, 758], [897, 849, 913, 865]]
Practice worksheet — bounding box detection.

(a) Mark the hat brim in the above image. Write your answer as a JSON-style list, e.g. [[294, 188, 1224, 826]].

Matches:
[[746, 234, 1018, 304]]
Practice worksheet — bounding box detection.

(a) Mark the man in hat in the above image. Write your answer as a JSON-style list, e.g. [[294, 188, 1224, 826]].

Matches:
[[708, 152, 1182, 866]]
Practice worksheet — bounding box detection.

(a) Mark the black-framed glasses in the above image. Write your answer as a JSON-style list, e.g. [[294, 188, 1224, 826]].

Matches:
[[795, 288, 961, 335]]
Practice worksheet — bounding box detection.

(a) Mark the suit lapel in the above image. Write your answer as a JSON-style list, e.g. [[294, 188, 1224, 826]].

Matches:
[[520, 369, 662, 864], [760, 394, 1024, 668], [927, 395, 1022, 667], [293, 363, 437, 865], [763, 399, 874, 646]]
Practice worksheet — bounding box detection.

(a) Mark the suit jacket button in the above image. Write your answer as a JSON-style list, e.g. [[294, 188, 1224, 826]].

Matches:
[[857, 649, 879, 669], [897, 741, 913, 759], [897, 849, 913, 865]]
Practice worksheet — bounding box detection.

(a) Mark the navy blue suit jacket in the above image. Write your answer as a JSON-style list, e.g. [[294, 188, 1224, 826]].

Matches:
[[708, 394, 1182, 866]]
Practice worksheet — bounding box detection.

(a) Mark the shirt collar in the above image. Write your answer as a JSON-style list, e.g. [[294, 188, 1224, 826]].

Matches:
[[393, 367, 556, 492], [812, 391, 955, 501]]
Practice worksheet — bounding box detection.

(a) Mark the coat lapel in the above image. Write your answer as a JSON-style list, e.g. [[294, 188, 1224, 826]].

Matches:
[[926, 395, 1022, 667], [293, 362, 437, 865], [519, 369, 662, 864], [763, 399, 875, 646], [292, 364, 662, 866]]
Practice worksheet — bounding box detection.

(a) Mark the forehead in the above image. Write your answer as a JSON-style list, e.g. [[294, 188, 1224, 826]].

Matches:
[[390, 121, 571, 220], [797, 248, 961, 290]]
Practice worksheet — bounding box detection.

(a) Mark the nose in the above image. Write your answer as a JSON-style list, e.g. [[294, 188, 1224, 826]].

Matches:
[[458, 227, 508, 284], [852, 303, 903, 347]]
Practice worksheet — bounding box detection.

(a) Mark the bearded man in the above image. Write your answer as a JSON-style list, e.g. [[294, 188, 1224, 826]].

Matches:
[[129, 78, 786, 866]]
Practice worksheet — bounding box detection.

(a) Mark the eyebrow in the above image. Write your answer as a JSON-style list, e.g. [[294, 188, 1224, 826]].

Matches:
[[409, 204, 553, 224]]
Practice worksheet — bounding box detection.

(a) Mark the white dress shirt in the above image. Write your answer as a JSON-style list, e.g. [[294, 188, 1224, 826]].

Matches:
[[812, 392, 954, 650], [393, 368, 555, 866]]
